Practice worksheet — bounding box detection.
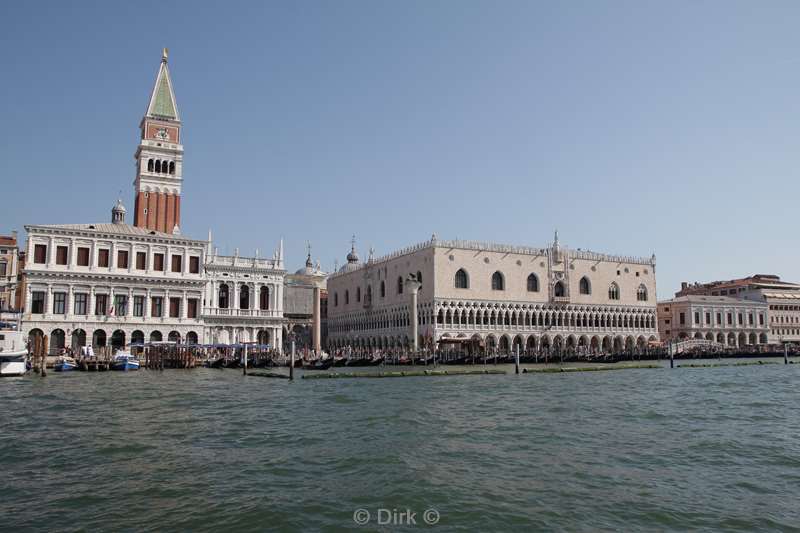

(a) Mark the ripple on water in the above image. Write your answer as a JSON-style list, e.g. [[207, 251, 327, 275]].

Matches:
[[4, 365, 800, 531]]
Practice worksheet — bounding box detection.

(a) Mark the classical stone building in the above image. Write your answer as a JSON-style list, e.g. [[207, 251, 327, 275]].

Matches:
[[283, 249, 327, 353], [18, 49, 288, 353], [327, 234, 659, 354], [22, 201, 207, 352], [675, 274, 800, 344], [203, 239, 285, 348], [0, 232, 20, 312], [657, 295, 769, 347]]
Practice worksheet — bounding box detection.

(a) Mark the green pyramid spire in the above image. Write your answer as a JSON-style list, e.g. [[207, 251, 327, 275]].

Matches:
[[146, 50, 179, 120]]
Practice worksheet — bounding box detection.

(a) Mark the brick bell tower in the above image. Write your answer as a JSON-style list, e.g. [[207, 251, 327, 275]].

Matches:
[[133, 48, 183, 234]]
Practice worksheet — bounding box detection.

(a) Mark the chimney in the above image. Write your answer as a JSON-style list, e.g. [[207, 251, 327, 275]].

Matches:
[[681, 282, 688, 290]]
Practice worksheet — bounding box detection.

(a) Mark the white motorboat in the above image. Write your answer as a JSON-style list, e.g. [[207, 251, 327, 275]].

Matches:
[[0, 328, 28, 377]]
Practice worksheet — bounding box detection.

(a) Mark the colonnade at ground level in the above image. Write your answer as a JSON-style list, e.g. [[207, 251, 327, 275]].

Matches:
[[329, 330, 661, 355], [678, 330, 769, 347], [26, 326, 201, 354]]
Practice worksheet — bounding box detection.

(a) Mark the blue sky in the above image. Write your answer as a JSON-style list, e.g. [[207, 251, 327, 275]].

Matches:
[[2, 1, 799, 298]]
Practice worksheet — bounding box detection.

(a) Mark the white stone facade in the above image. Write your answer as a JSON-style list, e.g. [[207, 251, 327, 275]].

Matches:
[[657, 295, 769, 347], [203, 243, 285, 351], [22, 220, 207, 352], [0, 232, 20, 312], [20, 220, 288, 354], [327, 235, 659, 354]]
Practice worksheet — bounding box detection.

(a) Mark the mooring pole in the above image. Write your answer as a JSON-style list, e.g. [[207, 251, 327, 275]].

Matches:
[[515, 344, 520, 375], [41, 335, 48, 377], [290, 340, 295, 381], [669, 341, 674, 369], [784, 342, 789, 365], [243, 344, 248, 376]]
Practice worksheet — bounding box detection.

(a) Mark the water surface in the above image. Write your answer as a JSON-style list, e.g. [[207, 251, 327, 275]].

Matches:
[[3, 360, 800, 532]]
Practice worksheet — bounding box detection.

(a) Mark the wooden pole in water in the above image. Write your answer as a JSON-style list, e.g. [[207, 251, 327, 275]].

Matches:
[[515, 343, 520, 375], [669, 341, 674, 369], [41, 335, 49, 376], [290, 340, 295, 381], [784, 341, 789, 365], [243, 344, 248, 375]]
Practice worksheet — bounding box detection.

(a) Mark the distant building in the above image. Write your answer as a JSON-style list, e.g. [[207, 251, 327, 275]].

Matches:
[[283, 249, 327, 353], [675, 275, 800, 343], [23, 201, 207, 352], [203, 240, 285, 348], [0, 232, 20, 313], [657, 295, 769, 347], [18, 49, 288, 353], [327, 233, 659, 354]]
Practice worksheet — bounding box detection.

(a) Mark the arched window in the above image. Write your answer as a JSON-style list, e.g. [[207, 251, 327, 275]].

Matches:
[[147, 159, 154, 172], [239, 285, 250, 310], [554, 281, 565, 297], [527, 273, 539, 292], [356, 287, 361, 302], [366, 285, 372, 304], [397, 276, 403, 295], [637, 284, 648, 302], [608, 282, 620, 301], [579, 276, 591, 295], [455, 269, 469, 289], [155, 160, 162, 173], [345, 290, 349, 305], [491, 271, 504, 291], [334, 292, 339, 306], [380, 281, 385, 298], [416, 271, 422, 287], [260, 286, 270, 310], [169, 161, 175, 174], [218, 284, 229, 309]]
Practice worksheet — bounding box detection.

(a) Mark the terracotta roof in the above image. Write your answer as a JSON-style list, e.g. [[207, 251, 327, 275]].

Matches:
[[0, 236, 16, 246]]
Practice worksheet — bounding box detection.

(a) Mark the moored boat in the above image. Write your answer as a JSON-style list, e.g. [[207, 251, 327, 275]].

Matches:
[[111, 352, 140, 371], [0, 327, 28, 377], [54, 356, 79, 372]]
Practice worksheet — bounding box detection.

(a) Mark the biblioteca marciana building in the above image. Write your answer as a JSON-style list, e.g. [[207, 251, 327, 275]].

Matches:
[[326, 234, 659, 354], [19, 49, 289, 353]]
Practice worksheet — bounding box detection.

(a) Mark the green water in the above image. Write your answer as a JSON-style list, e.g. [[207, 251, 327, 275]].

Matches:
[[3, 361, 800, 531]]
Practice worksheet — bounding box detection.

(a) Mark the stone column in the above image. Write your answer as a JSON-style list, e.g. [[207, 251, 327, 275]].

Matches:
[[145, 289, 151, 319], [46, 284, 53, 315], [127, 288, 134, 317], [405, 276, 422, 351], [313, 285, 321, 355], [181, 290, 188, 319], [89, 287, 96, 316]]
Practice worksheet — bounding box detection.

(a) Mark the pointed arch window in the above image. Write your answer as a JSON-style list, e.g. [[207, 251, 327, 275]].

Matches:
[[608, 282, 620, 301], [554, 281, 565, 297], [579, 276, 591, 295], [455, 269, 469, 289], [169, 161, 175, 174], [155, 160, 162, 173], [345, 290, 349, 305], [366, 285, 372, 305], [356, 287, 361, 302], [491, 271, 505, 291], [416, 271, 422, 287], [527, 273, 539, 292], [637, 284, 648, 302], [334, 292, 339, 307], [397, 276, 404, 295], [147, 159, 154, 172], [380, 281, 385, 298]]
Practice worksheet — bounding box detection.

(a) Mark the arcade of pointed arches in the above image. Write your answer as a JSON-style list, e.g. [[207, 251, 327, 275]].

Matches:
[[328, 299, 658, 354]]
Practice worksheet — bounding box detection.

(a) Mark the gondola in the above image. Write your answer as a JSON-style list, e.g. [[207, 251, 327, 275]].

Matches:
[[305, 358, 333, 370], [333, 356, 348, 367]]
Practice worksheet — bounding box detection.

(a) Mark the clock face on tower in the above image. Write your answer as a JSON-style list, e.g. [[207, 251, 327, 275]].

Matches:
[[154, 128, 170, 141]]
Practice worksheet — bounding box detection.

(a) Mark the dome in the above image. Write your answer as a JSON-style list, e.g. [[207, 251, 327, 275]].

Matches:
[[111, 198, 127, 225]]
